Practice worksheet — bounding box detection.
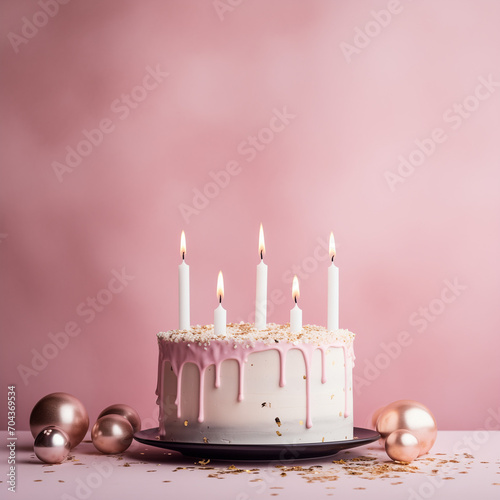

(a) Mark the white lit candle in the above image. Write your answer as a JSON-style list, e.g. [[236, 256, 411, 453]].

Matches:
[[178, 230, 190, 330], [255, 223, 268, 330], [290, 275, 302, 333], [327, 232, 339, 331], [214, 271, 226, 336]]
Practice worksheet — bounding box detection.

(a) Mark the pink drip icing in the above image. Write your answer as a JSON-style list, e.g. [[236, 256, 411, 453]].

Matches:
[[155, 350, 163, 415], [278, 348, 287, 387], [157, 337, 354, 428], [237, 360, 244, 402], [175, 364, 184, 418], [300, 348, 312, 428], [198, 366, 207, 422], [214, 362, 221, 388], [320, 347, 327, 384], [342, 345, 349, 418]]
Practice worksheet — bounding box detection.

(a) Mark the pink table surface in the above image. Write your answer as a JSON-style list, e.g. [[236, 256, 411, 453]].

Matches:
[[1, 431, 499, 500]]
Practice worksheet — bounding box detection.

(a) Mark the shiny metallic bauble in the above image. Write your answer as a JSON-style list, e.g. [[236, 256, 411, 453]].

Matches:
[[91, 415, 134, 454], [30, 393, 89, 448], [385, 429, 420, 463], [376, 400, 437, 456], [97, 404, 141, 434], [34, 426, 71, 464]]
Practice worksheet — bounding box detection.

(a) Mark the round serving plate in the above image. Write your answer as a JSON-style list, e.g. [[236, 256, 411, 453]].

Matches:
[[133, 427, 380, 461]]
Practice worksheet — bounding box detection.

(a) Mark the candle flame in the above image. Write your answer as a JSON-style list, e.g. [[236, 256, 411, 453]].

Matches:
[[329, 232, 336, 260], [217, 271, 224, 303], [180, 231, 186, 259], [258, 223, 265, 259], [292, 275, 300, 303]]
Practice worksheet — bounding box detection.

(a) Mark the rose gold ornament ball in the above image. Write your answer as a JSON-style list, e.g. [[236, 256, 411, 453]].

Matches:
[[34, 426, 71, 464], [376, 400, 437, 456], [97, 404, 141, 434], [30, 393, 89, 448], [91, 415, 134, 454], [385, 430, 420, 463]]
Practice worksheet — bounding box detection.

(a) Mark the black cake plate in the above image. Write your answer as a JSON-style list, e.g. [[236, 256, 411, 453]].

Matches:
[[133, 427, 380, 461]]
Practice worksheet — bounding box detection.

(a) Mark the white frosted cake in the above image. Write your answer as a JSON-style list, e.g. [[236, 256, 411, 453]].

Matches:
[[156, 323, 355, 444]]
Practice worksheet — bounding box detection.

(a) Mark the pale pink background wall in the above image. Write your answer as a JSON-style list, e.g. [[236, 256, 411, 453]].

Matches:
[[1, 0, 499, 432]]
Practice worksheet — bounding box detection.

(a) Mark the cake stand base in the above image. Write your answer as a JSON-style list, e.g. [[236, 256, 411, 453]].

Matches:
[[133, 427, 380, 461]]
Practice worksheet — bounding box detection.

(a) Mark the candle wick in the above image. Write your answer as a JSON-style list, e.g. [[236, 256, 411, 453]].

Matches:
[[219, 295, 222, 304], [182, 252, 185, 260], [294, 296, 297, 304], [260, 250, 263, 260], [331, 255, 334, 262]]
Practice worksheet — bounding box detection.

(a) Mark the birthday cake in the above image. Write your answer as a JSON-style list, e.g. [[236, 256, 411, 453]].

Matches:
[[155, 323, 355, 444]]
